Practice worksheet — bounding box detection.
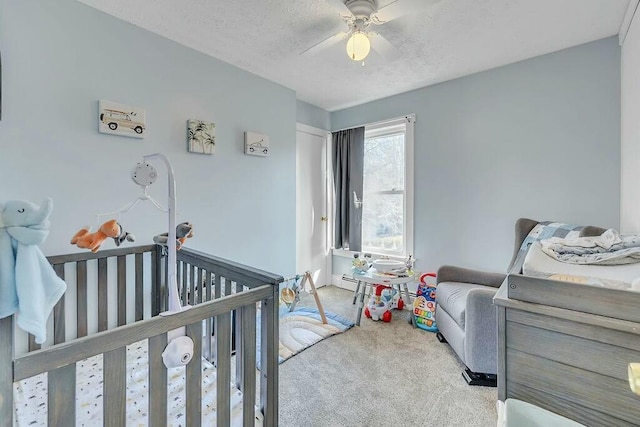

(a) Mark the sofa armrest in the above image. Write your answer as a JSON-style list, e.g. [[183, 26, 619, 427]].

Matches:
[[436, 265, 506, 288], [464, 287, 499, 374]]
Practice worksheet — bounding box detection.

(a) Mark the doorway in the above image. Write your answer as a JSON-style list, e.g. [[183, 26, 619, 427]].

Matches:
[[296, 123, 329, 287]]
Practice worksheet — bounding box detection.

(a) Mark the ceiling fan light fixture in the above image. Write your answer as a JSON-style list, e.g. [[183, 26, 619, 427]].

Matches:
[[346, 32, 370, 61]]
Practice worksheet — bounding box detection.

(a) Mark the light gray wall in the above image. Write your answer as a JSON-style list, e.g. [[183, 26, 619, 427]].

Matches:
[[0, 0, 297, 275], [621, 10, 640, 233], [331, 37, 621, 274], [296, 100, 331, 131]]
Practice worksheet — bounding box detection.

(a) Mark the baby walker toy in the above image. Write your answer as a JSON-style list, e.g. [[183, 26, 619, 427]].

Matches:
[[364, 284, 405, 322], [412, 272, 438, 332], [365, 284, 392, 322]]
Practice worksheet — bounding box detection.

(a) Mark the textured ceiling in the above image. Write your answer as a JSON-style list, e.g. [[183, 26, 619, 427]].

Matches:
[[77, 0, 630, 111]]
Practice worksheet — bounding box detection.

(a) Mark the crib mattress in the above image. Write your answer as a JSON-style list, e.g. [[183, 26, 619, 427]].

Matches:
[[13, 340, 262, 426]]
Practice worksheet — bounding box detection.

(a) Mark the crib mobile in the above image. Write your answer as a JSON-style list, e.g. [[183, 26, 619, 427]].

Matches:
[[69, 153, 194, 368]]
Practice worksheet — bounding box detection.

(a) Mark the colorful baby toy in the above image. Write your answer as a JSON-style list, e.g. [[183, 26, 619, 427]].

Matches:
[[413, 272, 438, 332], [364, 284, 393, 322], [70, 219, 122, 253], [352, 253, 370, 275]]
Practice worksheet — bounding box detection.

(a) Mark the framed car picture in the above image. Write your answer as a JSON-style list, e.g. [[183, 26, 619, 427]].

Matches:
[[244, 132, 269, 156]]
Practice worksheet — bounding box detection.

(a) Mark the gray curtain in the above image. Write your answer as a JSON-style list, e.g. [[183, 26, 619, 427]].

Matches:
[[332, 127, 364, 251]]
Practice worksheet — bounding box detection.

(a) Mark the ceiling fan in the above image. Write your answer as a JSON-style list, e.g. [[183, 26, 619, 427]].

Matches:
[[301, 0, 439, 62]]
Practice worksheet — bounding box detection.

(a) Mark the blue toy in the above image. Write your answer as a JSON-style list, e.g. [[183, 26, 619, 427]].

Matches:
[[352, 253, 370, 275], [413, 272, 438, 332]]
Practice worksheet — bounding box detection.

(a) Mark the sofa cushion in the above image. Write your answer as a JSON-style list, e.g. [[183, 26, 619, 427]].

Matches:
[[436, 282, 491, 329]]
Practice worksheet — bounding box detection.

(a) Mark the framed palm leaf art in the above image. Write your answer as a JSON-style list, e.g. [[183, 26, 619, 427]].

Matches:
[[187, 119, 215, 154]]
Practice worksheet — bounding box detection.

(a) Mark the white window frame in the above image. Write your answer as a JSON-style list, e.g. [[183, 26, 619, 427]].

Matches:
[[332, 114, 415, 260]]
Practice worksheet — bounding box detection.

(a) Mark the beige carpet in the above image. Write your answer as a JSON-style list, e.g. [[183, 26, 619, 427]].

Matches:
[[279, 286, 497, 427]]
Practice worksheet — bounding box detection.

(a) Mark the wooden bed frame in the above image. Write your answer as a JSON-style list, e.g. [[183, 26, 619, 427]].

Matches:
[[0, 244, 283, 426]]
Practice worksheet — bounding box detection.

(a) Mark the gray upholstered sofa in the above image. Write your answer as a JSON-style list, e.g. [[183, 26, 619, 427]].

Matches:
[[435, 218, 605, 386]]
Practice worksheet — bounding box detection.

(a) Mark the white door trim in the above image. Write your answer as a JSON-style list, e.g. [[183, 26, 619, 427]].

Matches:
[[296, 123, 331, 287], [296, 122, 330, 137]]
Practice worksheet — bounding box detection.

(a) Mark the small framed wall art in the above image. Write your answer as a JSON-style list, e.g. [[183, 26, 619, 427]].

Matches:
[[187, 119, 215, 155], [244, 132, 269, 157], [98, 100, 146, 138]]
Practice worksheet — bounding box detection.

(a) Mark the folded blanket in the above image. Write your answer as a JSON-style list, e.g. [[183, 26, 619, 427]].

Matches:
[[0, 199, 66, 344], [510, 222, 584, 273], [541, 229, 640, 265]]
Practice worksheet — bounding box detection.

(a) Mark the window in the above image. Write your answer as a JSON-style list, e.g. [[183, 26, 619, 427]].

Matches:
[[361, 116, 414, 256]]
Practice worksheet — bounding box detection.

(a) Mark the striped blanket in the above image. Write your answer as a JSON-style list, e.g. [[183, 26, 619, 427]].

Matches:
[[510, 222, 584, 273]]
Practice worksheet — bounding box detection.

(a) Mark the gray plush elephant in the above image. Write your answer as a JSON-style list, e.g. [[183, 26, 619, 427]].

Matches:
[[153, 221, 194, 250]]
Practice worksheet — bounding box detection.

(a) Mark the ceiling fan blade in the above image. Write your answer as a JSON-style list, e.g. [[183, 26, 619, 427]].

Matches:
[[369, 33, 402, 61], [300, 32, 349, 56], [324, 0, 353, 18], [372, 0, 440, 24]]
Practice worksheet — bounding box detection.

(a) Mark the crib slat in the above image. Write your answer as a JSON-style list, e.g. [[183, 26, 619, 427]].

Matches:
[[104, 347, 126, 427], [152, 247, 161, 316], [135, 253, 144, 321], [98, 258, 108, 332], [260, 289, 279, 426], [215, 274, 222, 299], [28, 334, 40, 352], [235, 309, 243, 389], [118, 255, 127, 326], [206, 272, 212, 302], [77, 260, 88, 338], [212, 274, 222, 364], [198, 268, 204, 304], [203, 271, 212, 361], [190, 264, 196, 305], [216, 312, 232, 426], [149, 333, 168, 427], [181, 261, 188, 305], [53, 264, 66, 344], [242, 303, 257, 427], [48, 364, 76, 426], [235, 286, 244, 390], [225, 278, 231, 297], [0, 317, 13, 427], [186, 322, 203, 427]]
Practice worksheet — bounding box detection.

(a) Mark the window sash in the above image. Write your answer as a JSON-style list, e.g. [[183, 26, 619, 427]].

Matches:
[[330, 114, 414, 258], [362, 126, 407, 256]]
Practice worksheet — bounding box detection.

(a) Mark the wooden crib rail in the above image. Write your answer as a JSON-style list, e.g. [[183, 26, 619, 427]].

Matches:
[[46, 244, 158, 264], [13, 286, 270, 380], [176, 246, 282, 426], [8, 284, 275, 427], [177, 247, 282, 288], [1, 244, 281, 427]]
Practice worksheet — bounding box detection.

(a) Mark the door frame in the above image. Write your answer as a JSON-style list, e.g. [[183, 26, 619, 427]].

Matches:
[[296, 122, 331, 286]]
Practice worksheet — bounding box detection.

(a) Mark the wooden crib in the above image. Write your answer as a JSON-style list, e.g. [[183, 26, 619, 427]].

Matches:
[[0, 244, 282, 426]]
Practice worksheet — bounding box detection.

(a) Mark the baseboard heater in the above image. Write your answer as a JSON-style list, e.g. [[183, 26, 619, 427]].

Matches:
[[341, 274, 358, 286], [339, 274, 417, 298]]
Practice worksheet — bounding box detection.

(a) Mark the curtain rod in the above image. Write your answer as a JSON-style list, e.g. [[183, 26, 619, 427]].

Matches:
[[331, 113, 415, 133]]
